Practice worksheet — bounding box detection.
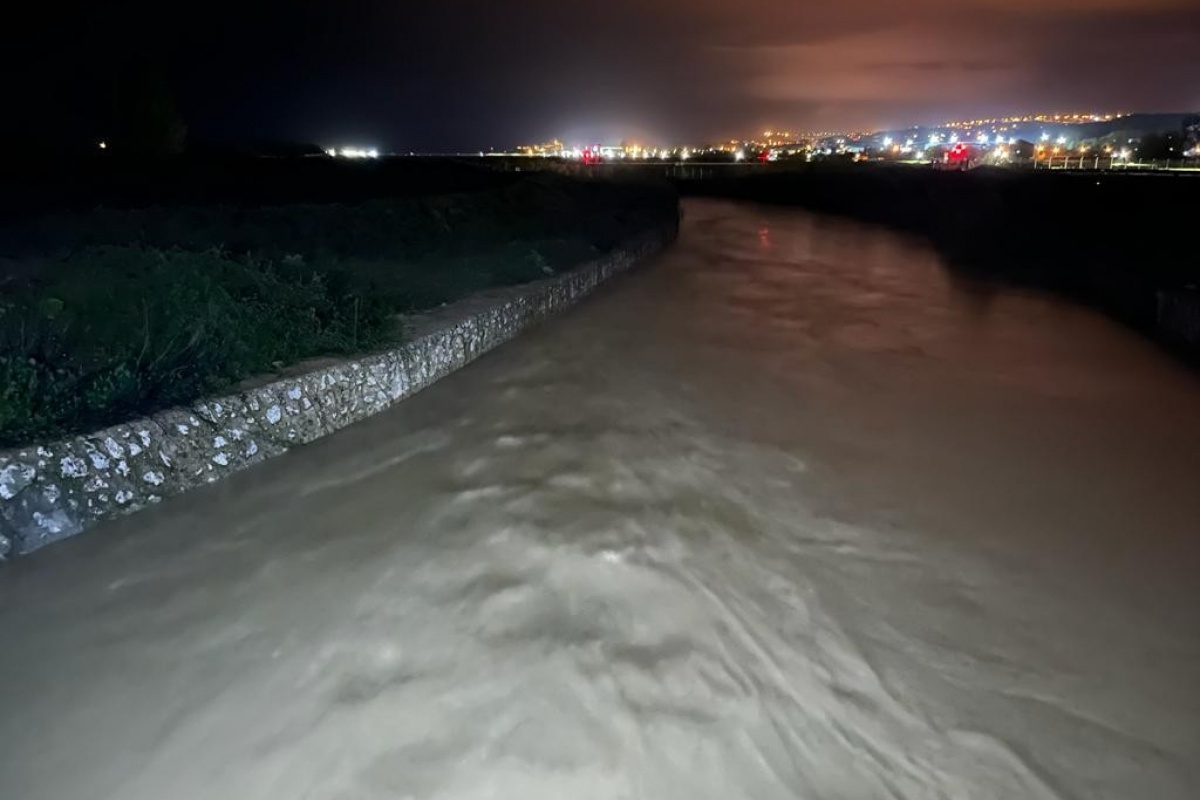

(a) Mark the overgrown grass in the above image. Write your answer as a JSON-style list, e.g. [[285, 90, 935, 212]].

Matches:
[[0, 172, 677, 445], [0, 247, 385, 442]]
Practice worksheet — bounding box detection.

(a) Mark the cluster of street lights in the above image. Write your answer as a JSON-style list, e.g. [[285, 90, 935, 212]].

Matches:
[[326, 147, 379, 159]]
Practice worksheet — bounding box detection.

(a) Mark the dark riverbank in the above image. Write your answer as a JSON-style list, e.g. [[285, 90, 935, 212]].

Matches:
[[679, 165, 1200, 357]]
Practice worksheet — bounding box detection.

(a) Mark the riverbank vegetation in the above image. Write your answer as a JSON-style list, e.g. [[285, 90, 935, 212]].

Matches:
[[0, 160, 677, 445]]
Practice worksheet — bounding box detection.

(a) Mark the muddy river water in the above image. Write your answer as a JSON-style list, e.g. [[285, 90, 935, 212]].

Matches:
[[2, 199, 1198, 800]]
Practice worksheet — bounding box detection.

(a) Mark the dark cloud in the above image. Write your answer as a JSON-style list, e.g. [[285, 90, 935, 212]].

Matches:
[[11, 0, 1200, 150]]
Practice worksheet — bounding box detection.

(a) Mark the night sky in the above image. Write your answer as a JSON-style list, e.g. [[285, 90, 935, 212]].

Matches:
[[14, 0, 1200, 151]]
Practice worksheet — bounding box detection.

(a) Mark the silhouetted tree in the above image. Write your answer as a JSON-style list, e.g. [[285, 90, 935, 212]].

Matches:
[[1137, 131, 1183, 160]]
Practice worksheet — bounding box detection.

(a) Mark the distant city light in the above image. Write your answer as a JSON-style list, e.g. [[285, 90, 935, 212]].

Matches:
[[503, 109, 1145, 169], [333, 147, 379, 159]]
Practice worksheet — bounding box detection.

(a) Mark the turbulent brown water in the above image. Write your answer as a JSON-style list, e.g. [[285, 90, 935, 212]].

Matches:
[[2, 199, 1198, 800]]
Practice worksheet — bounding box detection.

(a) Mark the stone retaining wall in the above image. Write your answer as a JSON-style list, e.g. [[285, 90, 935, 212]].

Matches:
[[0, 224, 676, 557]]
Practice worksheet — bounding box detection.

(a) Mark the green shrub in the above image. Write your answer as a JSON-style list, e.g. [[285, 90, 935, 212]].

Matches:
[[0, 246, 387, 444]]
